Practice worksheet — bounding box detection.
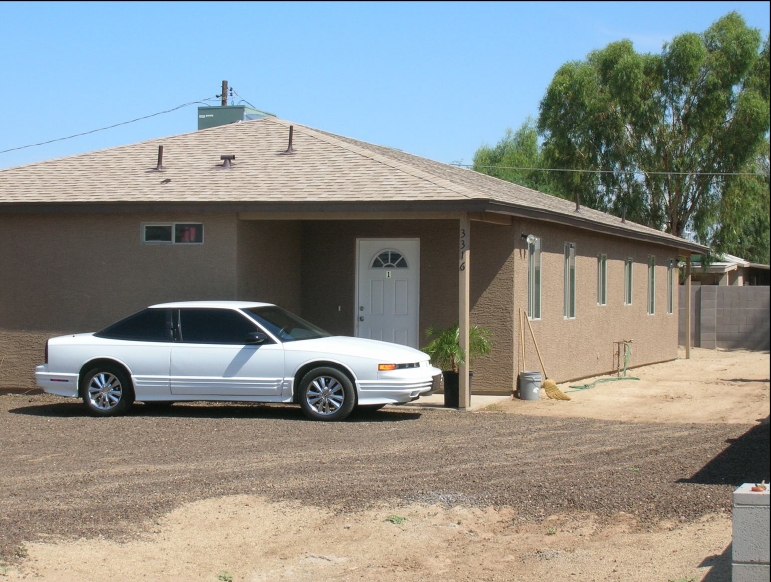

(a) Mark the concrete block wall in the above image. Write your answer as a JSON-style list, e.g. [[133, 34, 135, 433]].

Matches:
[[679, 286, 770, 350], [733, 483, 770, 582], [716, 287, 770, 350]]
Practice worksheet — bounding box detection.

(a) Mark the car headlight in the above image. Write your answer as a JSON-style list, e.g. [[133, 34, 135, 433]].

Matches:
[[378, 363, 421, 371]]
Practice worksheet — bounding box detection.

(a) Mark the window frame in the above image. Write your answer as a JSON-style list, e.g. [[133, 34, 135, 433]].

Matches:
[[527, 237, 542, 320], [597, 254, 607, 306], [647, 255, 656, 315], [141, 222, 204, 245], [563, 242, 576, 319], [624, 258, 633, 305]]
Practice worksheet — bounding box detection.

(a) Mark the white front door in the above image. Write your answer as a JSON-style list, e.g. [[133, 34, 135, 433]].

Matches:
[[356, 239, 420, 348]]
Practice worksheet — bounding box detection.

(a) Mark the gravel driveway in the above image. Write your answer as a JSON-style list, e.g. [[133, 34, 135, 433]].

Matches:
[[1, 393, 768, 563]]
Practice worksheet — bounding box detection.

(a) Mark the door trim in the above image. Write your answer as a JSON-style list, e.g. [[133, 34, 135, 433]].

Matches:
[[355, 238, 420, 347]]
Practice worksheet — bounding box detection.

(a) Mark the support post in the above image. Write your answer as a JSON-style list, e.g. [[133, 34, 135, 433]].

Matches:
[[458, 214, 471, 410], [221, 80, 228, 107], [685, 255, 691, 359]]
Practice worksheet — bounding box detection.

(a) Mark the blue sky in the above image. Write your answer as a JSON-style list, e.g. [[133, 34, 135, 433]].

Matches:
[[1, 1, 768, 170]]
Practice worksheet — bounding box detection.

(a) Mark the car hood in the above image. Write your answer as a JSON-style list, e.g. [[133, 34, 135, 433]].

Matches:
[[284, 336, 430, 363]]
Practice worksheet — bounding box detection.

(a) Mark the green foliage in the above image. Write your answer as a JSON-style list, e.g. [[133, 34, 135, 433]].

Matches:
[[385, 515, 406, 524], [422, 323, 492, 373], [711, 137, 770, 264], [216, 571, 233, 582], [472, 117, 558, 194], [532, 11, 769, 247]]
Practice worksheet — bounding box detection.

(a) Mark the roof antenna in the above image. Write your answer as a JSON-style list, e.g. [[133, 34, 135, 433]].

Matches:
[[154, 145, 164, 171], [279, 126, 295, 155]]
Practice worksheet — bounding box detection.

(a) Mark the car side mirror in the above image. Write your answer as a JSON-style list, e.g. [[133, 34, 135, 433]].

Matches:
[[246, 331, 268, 345]]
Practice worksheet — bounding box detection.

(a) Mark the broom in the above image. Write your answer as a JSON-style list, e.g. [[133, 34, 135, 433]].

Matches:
[[524, 316, 570, 401]]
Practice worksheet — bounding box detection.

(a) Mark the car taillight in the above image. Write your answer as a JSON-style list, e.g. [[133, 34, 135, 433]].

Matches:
[[45, 340, 49, 364]]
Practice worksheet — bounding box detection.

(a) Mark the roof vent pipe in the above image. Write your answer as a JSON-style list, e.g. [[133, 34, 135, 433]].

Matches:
[[574, 190, 580, 212], [155, 145, 164, 171], [220, 154, 235, 169], [280, 126, 295, 155]]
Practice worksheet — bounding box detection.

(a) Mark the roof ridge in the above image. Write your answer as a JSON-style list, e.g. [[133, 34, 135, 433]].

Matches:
[[265, 118, 479, 201]]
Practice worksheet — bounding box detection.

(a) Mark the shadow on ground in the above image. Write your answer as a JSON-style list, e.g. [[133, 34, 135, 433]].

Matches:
[[679, 417, 770, 486], [700, 543, 732, 582], [6, 400, 424, 423]]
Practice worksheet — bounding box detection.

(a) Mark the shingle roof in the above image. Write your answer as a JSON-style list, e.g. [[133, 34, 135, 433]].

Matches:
[[0, 116, 707, 252]]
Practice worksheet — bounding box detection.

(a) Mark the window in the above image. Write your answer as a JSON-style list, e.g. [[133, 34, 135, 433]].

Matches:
[[647, 256, 656, 314], [563, 243, 576, 318], [95, 308, 172, 342], [667, 259, 674, 314], [624, 259, 633, 305], [142, 223, 203, 244], [371, 250, 408, 268], [245, 305, 330, 342], [178, 309, 257, 344], [597, 254, 607, 306], [527, 237, 541, 319]]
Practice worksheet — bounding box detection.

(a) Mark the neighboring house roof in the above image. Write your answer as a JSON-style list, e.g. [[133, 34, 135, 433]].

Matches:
[[692, 253, 770, 273], [0, 116, 707, 253]]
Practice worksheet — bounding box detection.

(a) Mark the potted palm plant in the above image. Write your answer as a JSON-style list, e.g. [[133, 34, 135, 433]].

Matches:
[[422, 323, 492, 407]]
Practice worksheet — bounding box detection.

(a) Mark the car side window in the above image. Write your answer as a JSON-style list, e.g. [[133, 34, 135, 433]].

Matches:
[[95, 308, 172, 342], [178, 309, 259, 344]]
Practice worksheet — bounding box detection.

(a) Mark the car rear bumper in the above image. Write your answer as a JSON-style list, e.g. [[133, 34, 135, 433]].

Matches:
[[35, 365, 79, 398]]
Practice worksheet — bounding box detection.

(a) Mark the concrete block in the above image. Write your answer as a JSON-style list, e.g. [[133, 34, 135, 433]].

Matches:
[[732, 563, 770, 582], [733, 483, 770, 582]]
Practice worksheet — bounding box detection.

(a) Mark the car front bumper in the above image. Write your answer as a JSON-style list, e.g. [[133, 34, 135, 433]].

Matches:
[[356, 367, 442, 405]]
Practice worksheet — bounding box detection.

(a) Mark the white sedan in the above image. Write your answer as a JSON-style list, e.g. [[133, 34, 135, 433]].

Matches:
[[35, 301, 441, 421]]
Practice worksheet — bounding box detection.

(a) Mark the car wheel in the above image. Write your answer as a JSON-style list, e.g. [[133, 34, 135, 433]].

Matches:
[[299, 367, 355, 421], [81, 365, 134, 417]]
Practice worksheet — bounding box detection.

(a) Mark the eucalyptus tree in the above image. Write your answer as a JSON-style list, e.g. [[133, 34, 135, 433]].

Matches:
[[472, 117, 557, 195], [536, 12, 769, 241]]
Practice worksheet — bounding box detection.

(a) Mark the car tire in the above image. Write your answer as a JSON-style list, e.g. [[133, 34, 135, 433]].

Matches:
[[299, 367, 356, 421], [81, 365, 134, 417]]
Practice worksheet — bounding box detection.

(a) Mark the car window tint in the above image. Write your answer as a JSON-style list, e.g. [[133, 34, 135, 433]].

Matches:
[[178, 309, 257, 344], [244, 306, 330, 342], [95, 309, 171, 342]]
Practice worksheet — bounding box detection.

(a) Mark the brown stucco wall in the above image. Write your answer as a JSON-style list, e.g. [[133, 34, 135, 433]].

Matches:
[[512, 219, 679, 385], [236, 221, 303, 314], [0, 213, 239, 389]]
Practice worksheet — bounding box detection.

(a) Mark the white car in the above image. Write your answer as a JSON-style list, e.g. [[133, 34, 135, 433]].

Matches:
[[35, 301, 441, 421]]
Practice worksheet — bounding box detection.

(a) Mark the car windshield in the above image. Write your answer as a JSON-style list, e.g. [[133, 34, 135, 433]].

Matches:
[[243, 306, 330, 342]]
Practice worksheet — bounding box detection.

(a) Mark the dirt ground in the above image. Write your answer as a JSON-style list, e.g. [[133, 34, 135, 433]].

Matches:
[[1, 347, 768, 582]]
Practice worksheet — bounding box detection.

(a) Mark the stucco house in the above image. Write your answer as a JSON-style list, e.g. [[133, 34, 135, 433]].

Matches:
[[0, 115, 708, 404], [689, 253, 770, 286]]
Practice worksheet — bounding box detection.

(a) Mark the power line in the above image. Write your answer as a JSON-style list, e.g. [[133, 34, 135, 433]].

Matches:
[[452, 163, 765, 178], [0, 97, 219, 155]]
